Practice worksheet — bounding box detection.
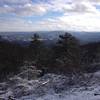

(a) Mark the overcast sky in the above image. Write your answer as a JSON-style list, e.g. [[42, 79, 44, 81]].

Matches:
[[0, 0, 100, 32]]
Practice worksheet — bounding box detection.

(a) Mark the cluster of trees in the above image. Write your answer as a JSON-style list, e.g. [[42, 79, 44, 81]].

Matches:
[[0, 32, 100, 79], [27, 32, 100, 74], [0, 40, 24, 79], [28, 33, 82, 75], [81, 42, 100, 72]]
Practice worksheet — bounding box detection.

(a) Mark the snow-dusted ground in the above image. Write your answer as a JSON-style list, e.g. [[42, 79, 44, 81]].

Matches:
[[1, 71, 100, 100]]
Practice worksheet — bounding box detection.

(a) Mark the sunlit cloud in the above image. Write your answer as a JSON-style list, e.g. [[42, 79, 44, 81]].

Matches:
[[0, 0, 100, 31]]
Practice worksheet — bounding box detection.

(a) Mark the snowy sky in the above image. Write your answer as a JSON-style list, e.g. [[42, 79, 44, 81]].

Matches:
[[0, 0, 100, 32]]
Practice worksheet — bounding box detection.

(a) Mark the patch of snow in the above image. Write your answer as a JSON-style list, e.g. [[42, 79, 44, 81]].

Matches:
[[1, 70, 100, 100]]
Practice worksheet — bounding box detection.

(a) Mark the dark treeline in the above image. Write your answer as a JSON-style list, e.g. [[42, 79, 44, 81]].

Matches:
[[0, 40, 24, 78], [0, 32, 100, 79], [81, 42, 100, 73]]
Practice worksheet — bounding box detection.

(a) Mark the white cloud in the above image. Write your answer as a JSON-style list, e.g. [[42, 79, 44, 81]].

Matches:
[[0, 0, 100, 31], [0, 18, 33, 31], [90, 0, 100, 4], [14, 4, 47, 16], [57, 14, 100, 31], [0, 0, 31, 5], [32, 14, 100, 32], [0, 17, 58, 31], [0, 5, 14, 14], [1, 13, 100, 32], [46, 0, 100, 14], [0, 0, 47, 16], [0, 4, 47, 16], [0, 0, 99, 16]]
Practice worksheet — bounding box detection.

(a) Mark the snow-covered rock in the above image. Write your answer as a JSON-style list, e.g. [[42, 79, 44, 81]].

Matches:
[[1, 70, 100, 100], [93, 71, 100, 79]]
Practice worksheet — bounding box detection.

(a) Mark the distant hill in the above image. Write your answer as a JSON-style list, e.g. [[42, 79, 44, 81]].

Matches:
[[71, 32, 100, 44], [0, 31, 100, 45]]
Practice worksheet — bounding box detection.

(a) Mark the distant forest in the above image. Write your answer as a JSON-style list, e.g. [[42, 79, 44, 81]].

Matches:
[[0, 32, 100, 80]]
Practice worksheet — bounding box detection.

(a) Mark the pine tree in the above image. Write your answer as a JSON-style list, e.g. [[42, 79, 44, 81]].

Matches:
[[29, 33, 43, 61], [54, 32, 81, 74], [29, 33, 54, 73]]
